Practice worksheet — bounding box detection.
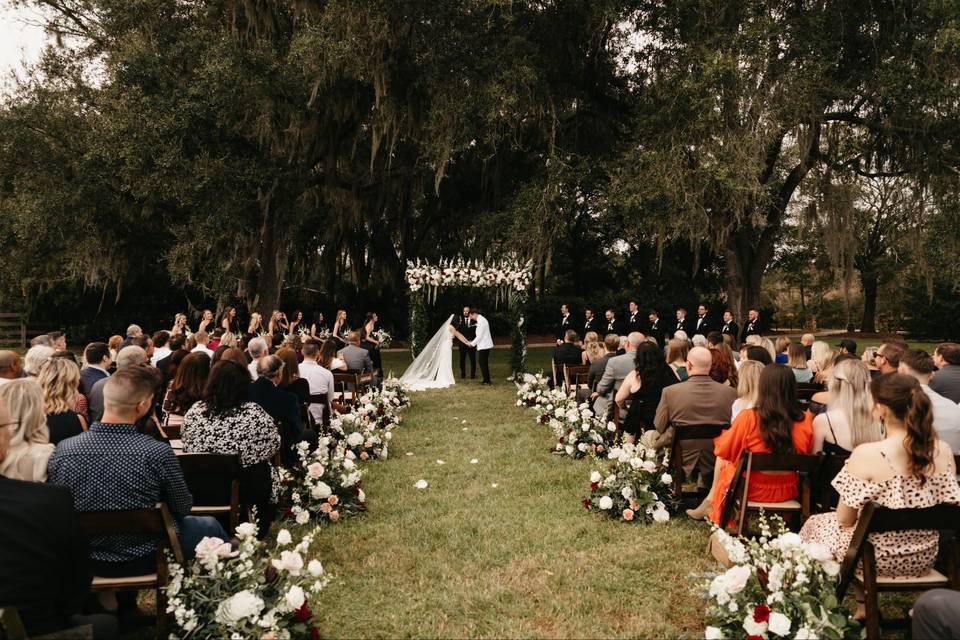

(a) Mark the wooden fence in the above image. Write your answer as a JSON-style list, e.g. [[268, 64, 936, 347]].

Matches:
[[0, 314, 26, 349]]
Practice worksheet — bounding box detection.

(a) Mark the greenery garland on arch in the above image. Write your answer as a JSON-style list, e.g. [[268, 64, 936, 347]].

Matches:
[[405, 258, 532, 379]]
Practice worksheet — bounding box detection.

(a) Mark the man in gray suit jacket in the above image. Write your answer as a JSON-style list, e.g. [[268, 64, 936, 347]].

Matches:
[[592, 332, 644, 420], [654, 346, 737, 517], [337, 331, 376, 382], [931, 343, 960, 404]]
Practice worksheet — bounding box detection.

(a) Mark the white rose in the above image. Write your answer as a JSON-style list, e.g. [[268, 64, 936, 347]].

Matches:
[[581, 424, 590, 432], [629, 456, 643, 469], [235, 522, 257, 539], [590, 471, 603, 483], [295, 510, 310, 524], [343, 458, 356, 470], [215, 590, 264, 627], [641, 460, 657, 472], [306, 462, 325, 479], [194, 536, 233, 566], [742, 613, 767, 637], [652, 509, 669, 522], [346, 432, 364, 447], [311, 482, 332, 500], [357, 489, 366, 502], [308, 560, 324, 577], [802, 542, 834, 563], [577, 442, 588, 452], [660, 473, 673, 484], [565, 445, 575, 456], [284, 585, 306, 611], [607, 421, 616, 432], [271, 550, 304, 575], [704, 627, 722, 640], [722, 565, 752, 594], [767, 612, 791, 637], [794, 627, 815, 640], [276, 529, 292, 546], [621, 486, 633, 500], [598, 496, 613, 510]]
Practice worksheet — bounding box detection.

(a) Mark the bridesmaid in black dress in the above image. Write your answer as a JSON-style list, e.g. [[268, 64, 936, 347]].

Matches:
[[360, 312, 383, 374]]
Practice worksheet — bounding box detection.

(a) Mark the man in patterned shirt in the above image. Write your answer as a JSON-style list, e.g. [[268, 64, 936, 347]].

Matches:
[[48, 365, 226, 579]]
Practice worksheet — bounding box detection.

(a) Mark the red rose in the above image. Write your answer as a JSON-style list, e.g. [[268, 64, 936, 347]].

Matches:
[[747, 636, 764, 640], [582, 498, 592, 509], [264, 565, 278, 583], [294, 601, 312, 622], [590, 482, 599, 490], [753, 604, 770, 623], [310, 627, 320, 640]]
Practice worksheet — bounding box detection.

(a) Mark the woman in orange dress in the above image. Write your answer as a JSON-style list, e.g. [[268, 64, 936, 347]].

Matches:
[[709, 364, 814, 525]]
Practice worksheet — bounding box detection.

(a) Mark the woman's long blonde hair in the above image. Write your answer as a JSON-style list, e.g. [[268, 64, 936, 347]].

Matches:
[[736, 360, 764, 403], [830, 359, 879, 447], [811, 341, 836, 373], [0, 379, 50, 476], [37, 358, 80, 414]]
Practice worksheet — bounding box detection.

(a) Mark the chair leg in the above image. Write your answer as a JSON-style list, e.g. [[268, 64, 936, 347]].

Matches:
[[862, 544, 881, 640]]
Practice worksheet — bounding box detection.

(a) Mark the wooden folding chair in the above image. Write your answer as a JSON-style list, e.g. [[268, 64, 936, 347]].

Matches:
[[333, 372, 360, 406], [669, 423, 729, 499], [157, 420, 181, 442], [796, 382, 822, 408], [562, 364, 589, 395], [811, 453, 848, 513], [177, 453, 242, 532], [836, 502, 960, 640], [78, 503, 184, 638], [719, 451, 821, 536]]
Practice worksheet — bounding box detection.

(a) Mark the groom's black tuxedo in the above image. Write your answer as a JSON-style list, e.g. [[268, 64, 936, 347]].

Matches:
[[457, 314, 477, 379]]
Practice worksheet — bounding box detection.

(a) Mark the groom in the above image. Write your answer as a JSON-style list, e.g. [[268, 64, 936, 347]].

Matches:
[[455, 308, 492, 385]]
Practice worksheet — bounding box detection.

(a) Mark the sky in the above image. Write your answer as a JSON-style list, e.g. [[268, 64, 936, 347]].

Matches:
[[0, 4, 49, 84]]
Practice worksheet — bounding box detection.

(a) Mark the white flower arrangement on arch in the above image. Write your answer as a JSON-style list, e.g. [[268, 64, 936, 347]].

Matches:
[[404, 257, 533, 296]]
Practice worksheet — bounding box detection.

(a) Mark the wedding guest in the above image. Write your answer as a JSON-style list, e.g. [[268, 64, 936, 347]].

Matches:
[[197, 309, 215, 335], [875, 341, 905, 375], [586, 334, 619, 397], [0, 401, 118, 640], [38, 359, 87, 444], [319, 339, 346, 372], [310, 312, 329, 340], [47, 331, 67, 351], [247, 312, 265, 340], [739, 308, 763, 342], [360, 311, 383, 373], [220, 306, 240, 334], [288, 310, 305, 335], [759, 336, 777, 362], [615, 342, 677, 442], [339, 331, 375, 373], [107, 335, 122, 361], [666, 338, 690, 381], [247, 336, 269, 380], [0, 350, 21, 385], [217, 347, 249, 369], [731, 360, 763, 422], [156, 334, 187, 387], [150, 331, 172, 366], [800, 373, 960, 621], [30, 334, 50, 347], [800, 333, 815, 360], [301, 340, 336, 423], [809, 341, 835, 382], [582, 331, 604, 366], [720, 310, 739, 344], [930, 343, 960, 403], [555, 303, 575, 345], [774, 336, 791, 364], [553, 329, 584, 367], [332, 309, 348, 346], [912, 590, 960, 639], [837, 338, 857, 357], [582, 308, 600, 335], [709, 347, 738, 387], [861, 346, 880, 375], [276, 347, 310, 406], [692, 334, 709, 348], [673, 307, 692, 339], [647, 310, 665, 347], [593, 333, 643, 419], [23, 344, 54, 377], [706, 364, 813, 524], [249, 355, 313, 463], [811, 359, 878, 455], [190, 330, 214, 357], [183, 360, 281, 528], [743, 344, 773, 366], [0, 380, 54, 482], [626, 301, 644, 334], [654, 347, 738, 500], [119, 324, 143, 349], [171, 312, 191, 337], [48, 366, 226, 577], [161, 352, 210, 424], [268, 310, 288, 344], [899, 349, 960, 452], [88, 346, 147, 423], [787, 344, 814, 383]]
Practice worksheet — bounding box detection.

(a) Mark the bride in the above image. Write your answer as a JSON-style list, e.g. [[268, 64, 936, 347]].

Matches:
[[399, 314, 458, 391]]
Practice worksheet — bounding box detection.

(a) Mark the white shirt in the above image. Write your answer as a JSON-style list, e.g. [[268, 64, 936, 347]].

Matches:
[[923, 385, 960, 454], [299, 360, 335, 421], [469, 315, 493, 350], [191, 344, 213, 357], [151, 346, 172, 367], [247, 360, 259, 381], [731, 398, 753, 423], [331, 357, 347, 371]]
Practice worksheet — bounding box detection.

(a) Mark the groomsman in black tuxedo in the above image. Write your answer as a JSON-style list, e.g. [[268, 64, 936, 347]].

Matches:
[[673, 307, 692, 338], [554, 304, 575, 346], [740, 308, 763, 342], [604, 308, 626, 337], [582, 308, 599, 335], [647, 310, 665, 346], [693, 304, 715, 336], [457, 306, 477, 379], [720, 309, 739, 342], [626, 301, 643, 334]]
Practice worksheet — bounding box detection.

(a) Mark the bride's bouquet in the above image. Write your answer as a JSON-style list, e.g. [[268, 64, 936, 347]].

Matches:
[[280, 439, 365, 525]]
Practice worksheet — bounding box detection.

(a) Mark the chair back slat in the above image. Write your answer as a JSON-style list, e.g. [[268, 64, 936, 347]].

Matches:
[[812, 453, 848, 512], [673, 423, 728, 441], [177, 453, 242, 531], [78, 502, 184, 565], [748, 452, 821, 474]]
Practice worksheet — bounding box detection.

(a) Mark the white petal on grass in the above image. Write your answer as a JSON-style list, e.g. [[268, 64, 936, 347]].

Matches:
[[414, 479, 429, 489], [491, 483, 499, 488], [405, 452, 414, 456], [469, 459, 479, 464], [461, 420, 467, 424], [461, 427, 469, 431], [436, 460, 445, 465]]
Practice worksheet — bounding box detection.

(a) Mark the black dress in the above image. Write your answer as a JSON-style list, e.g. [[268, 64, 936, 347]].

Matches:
[[821, 413, 852, 456], [46, 411, 83, 445], [360, 324, 383, 372], [622, 376, 676, 437]]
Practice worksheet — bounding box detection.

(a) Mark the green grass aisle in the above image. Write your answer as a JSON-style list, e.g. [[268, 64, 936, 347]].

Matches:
[[312, 349, 715, 638]]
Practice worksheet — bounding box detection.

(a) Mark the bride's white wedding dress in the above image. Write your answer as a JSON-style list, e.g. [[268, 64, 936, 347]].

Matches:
[[399, 314, 456, 391]]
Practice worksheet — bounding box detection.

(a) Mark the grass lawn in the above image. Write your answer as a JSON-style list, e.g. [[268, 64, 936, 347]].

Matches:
[[310, 348, 716, 639]]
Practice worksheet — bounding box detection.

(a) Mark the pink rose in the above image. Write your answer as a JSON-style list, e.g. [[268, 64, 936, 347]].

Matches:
[[306, 463, 324, 479], [360, 452, 370, 461], [622, 509, 635, 521], [320, 503, 332, 513], [327, 495, 339, 506], [329, 510, 340, 522]]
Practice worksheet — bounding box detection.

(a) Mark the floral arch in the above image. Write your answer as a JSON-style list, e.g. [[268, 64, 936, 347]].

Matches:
[[405, 257, 532, 379]]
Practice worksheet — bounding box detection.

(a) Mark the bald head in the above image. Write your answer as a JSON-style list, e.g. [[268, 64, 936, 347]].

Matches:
[[0, 351, 21, 380], [116, 345, 147, 369], [687, 346, 713, 376], [626, 332, 644, 351]]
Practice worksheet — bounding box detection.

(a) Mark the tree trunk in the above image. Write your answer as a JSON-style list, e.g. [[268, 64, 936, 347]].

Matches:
[[249, 180, 287, 315], [859, 271, 878, 333], [723, 226, 775, 328]]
